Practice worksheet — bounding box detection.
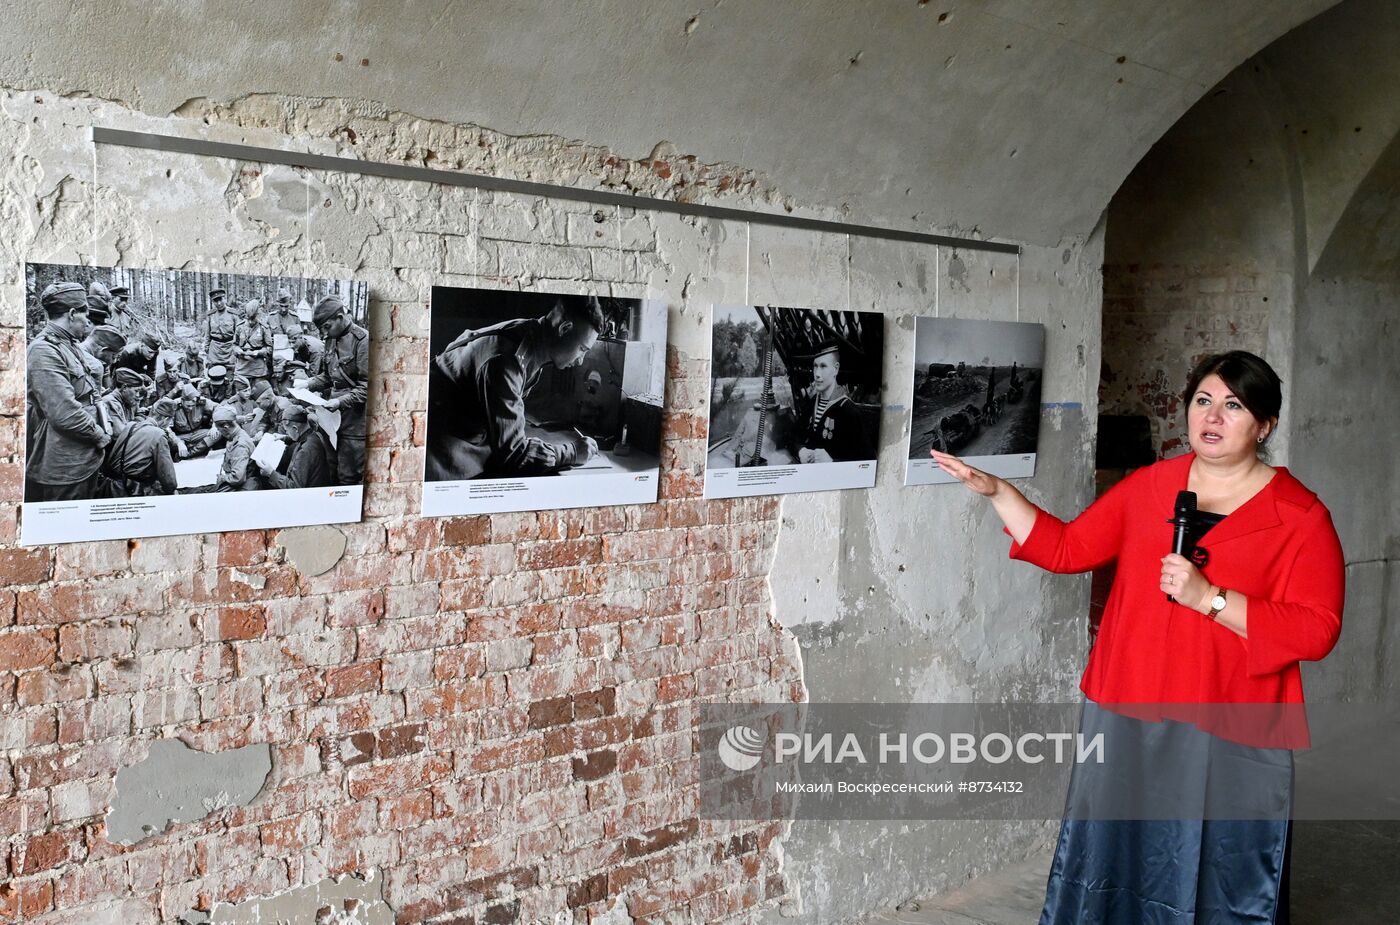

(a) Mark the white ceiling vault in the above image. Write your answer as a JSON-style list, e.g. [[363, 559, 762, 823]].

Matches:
[[1, 0, 1341, 244]]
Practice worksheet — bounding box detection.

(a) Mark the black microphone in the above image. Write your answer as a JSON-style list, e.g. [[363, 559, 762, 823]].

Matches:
[[1166, 490, 1196, 601]]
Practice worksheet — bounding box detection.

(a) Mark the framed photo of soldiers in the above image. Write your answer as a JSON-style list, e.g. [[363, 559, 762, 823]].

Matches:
[[420, 286, 667, 517], [704, 304, 884, 499], [19, 262, 370, 546], [904, 315, 1045, 486]]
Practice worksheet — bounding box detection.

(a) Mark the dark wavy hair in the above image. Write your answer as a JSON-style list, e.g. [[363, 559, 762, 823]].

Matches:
[[1183, 350, 1282, 446], [553, 295, 606, 335]]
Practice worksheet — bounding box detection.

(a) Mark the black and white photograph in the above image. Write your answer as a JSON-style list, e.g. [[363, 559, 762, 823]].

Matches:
[[421, 287, 666, 516], [705, 304, 883, 499], [20, 262, 369, 545], [905, 315, 1045, 485]]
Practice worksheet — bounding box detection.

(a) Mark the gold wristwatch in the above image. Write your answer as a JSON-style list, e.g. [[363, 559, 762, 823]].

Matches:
[[1205, 587, 1228, 620]]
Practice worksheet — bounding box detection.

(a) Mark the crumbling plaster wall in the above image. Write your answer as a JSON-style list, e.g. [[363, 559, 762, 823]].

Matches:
[[763, 236, 1105, 922], [0, 91, 814, 924], [0, 88, 1103, 924]]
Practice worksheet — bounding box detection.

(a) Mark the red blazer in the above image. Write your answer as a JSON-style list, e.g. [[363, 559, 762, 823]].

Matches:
[[1008, 452, 1345, 746]]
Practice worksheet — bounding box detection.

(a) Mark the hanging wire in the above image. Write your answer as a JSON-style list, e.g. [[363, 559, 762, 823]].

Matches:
[[744, 221, 751, 306], [933, 245, 940, 319], [1015, 250, 1022, 322], [303, 170, 313, 281], [469, 187, 480, 278], [90, 141, 99, 266], [845, 233, 852, 313]]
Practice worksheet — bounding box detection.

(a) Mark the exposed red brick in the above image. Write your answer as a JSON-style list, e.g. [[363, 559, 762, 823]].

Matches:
[[321, 731, 376, 769], [0, 628, 56, 671], [18, 828, 84, 874], [0, 878, 54, 919], [15, 666, 90, 705], [656, 673, 696, 703], [0, 548, 53, 585], [218, 530, 268, 567], [216, 606, 266, 641], [259, 812, 319, 853], [526, 694, 573, 729], [517, 538, 602, 570], [375, 722, 426, 759], [479, 899, 521, 925], [624, 818, 699, 858], [323, 661, 381, 700], [442, 516, 491, 546], [571, 748, 618, 782], [714, 831, 760, 861], [573, 686, 616, 719], [566, 872, 608, 908]]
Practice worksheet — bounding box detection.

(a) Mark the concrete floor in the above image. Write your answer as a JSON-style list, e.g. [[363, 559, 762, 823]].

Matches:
[[862, 822, 1400, 924]]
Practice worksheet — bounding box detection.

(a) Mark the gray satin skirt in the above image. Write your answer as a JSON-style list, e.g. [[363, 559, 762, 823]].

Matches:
[[1040, 699, 1293, 924]]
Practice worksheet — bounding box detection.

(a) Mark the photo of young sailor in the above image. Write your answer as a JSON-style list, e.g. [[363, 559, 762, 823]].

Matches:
[[704, 304, 883, 499], [20, 262, 369, 546], [904, 315, 1045, 485], [421, 287, 667, 516]]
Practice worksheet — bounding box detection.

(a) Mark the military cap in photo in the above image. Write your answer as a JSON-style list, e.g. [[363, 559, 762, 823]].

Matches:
[[233, 376, 252, 391], [40, 281, 89, 312], [88, 281, 112, 305], [206, 364, 229, 382], [312, 295, 346, 324], [282, 404, 310, 424], [242, 298, 263, 311], [150, 397, 179, 418], [275, 287, 294, 304], [211, 404, 238, 424], [209, 287, 227, 298], [88, 325, 125, 350], [140, 331, 162, 349], [807, 339, 843, 363], [109, 284, 130, 297], [112, 367, 145, 387]]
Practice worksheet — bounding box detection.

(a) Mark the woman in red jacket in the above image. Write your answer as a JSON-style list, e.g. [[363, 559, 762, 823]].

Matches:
[[934, 350, 1344, 924]]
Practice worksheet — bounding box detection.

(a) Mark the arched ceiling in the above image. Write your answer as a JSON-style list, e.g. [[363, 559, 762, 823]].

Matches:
[[1255, 0, 1400, 271], [1, 0, 1340, 244], [1314, 127, 1400, 279]]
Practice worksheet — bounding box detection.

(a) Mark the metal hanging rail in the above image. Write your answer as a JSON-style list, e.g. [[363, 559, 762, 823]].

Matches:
[[91, 127, 1019, 256]]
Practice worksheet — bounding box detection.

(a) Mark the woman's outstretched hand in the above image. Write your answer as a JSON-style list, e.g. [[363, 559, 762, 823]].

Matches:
[[931, 449, 1000, 497]]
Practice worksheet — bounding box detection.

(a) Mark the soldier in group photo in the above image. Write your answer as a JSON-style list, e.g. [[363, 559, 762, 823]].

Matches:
[[23, 264, 369, 504], [298, 295, 369, 486]]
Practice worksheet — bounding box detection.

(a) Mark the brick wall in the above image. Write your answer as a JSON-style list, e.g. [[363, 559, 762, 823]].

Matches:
[[1100, 261, 1275, 458], [0, 92, 804, 923]]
